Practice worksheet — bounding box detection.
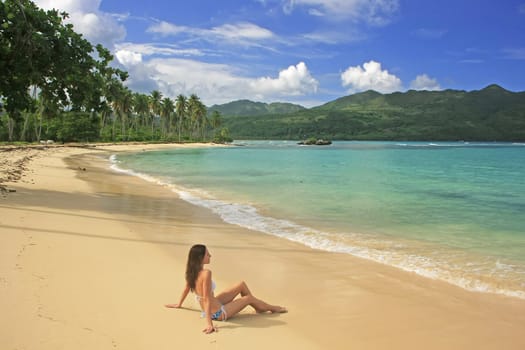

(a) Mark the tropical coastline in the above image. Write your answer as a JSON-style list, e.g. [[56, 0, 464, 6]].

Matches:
[[112, 141, 525, 301], [2, 3, 524, 349], [1, 143, 525, 349]]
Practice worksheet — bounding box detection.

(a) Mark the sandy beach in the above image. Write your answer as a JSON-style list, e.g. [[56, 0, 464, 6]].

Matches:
[[1, 143, 525, 349]]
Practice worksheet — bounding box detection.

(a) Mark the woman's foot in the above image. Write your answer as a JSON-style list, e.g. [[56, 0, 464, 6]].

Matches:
[[255, 305, 287, 314], [270, 306, 287, 313]]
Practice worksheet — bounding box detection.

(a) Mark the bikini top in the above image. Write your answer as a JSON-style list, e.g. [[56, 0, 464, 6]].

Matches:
[[194, 280, 216, 302]]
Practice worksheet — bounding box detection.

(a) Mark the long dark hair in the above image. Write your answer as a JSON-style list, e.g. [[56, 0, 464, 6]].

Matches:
[[185, 244, 206, 291]]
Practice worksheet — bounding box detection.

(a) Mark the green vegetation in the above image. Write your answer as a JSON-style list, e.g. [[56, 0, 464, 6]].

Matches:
[[220, 85, 525, 141], [0, 0, 227, 143], [208, 100, 305, 117]]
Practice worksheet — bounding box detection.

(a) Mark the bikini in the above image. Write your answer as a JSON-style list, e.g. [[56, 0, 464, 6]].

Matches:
[[194, 280, 228, 321]]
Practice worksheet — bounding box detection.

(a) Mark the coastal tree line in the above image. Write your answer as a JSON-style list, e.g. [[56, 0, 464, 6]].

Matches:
[[0, 0, 231, 143]]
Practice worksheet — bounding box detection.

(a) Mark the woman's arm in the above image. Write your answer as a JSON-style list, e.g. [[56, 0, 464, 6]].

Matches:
[[201, 270, 217, 334], [165, 282, 190, 308]]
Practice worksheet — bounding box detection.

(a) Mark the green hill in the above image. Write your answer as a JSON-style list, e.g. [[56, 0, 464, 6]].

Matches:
[[208, 100, 306, 116], [221, 85, 525, 141]]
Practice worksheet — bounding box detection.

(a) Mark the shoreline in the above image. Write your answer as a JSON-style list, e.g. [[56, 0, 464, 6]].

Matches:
[[1, 144, 525, 349], [109, 142, 525, 301]]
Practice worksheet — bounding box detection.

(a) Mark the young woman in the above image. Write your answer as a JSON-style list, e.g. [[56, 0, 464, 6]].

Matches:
[[165, 244, 287, 334]]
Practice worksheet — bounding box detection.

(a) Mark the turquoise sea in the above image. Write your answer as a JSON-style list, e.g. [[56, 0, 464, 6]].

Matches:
[[111, 141, 525, 299]]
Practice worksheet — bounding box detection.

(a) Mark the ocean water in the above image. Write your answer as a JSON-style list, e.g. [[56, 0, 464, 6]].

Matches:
[[111, 141, 525, 299]]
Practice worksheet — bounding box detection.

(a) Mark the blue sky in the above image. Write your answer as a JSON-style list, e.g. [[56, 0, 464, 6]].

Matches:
[[35, 0, 525, 107]]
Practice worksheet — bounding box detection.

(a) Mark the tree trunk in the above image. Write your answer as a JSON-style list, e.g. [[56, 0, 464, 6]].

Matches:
[[20, 112, 31, 141], [112, 115, 116, 141], [100, 112, 106, 137], [121, 113, 126, 141], [7, 117, 15, 142], [178, 116, 182, 142], [151, 116, 154, 140], [35, 103, 44, 142], [36, 114, 42, 142]]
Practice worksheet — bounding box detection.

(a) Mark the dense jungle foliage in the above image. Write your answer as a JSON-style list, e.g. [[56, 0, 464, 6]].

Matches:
[[0, 0, 229, 143]]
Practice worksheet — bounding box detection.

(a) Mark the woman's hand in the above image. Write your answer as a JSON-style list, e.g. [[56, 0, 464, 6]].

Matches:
[[164, 303, 181, 308], [203, 325, 218, 334], [166, 283, 190, 309]]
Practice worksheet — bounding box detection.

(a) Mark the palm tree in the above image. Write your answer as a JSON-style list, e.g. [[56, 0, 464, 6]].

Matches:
[[133, 93, 150, 129], [199, 104, 209, 140], [149, 90, 162, 138], [112, 86, 133, 140], [175, 94, 187, 142], [187, 94, 207, 141], [34, 91, 57, 142], [98, 100, 112, 138], [160, 97, 175, 139], [105, 78, 125, 140], [210, 110, 222, 138]]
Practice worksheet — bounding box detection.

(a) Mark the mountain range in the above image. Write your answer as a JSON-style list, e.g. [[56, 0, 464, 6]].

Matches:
[[208, 99, 305, 116], [209, 85, 525, 141]]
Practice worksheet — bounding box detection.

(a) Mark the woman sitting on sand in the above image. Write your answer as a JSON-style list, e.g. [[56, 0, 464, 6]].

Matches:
[[165, 244, 287, 334]]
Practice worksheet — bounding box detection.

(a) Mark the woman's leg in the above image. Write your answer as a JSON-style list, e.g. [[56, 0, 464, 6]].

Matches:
[[216, 281, 252, 305], [222, 295, 287, 319]]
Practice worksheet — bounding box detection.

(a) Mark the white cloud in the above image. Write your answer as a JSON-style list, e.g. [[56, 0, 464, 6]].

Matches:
[[460, 59, 484, 64], [34, 0, 126, 48], [410, 74, 441, 91], [503, 48, 525, 60], [302, 30, 364, 44], [146, 21, 275, 47], [250, 62, 319, 96], [308, 8, 325, 17], [121, 64, 159, 94], [147, 21, 187, 36], [284, 0, 399, 24], [283, 0, 295, 14], [211, 22, 274, 40], [115, 43, 204, 57], [35, 0, 100, 13], [72, 12, 126, 46], [117, 57, 318, 105], [341, 60, 402, 93], [144, 58, 254, 105], [115, 50, 142, 66]]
